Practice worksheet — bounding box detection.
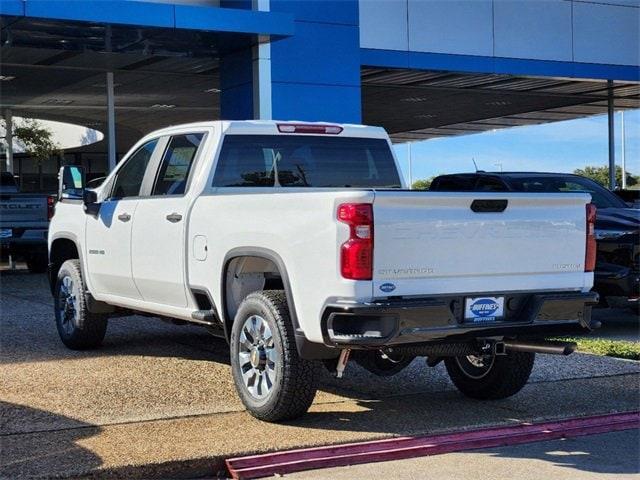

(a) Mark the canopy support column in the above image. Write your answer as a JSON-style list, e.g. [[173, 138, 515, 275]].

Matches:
[[607, 80, 616, 190]]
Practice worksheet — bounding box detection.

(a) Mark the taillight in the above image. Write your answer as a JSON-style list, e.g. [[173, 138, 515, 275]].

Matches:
[[585, 203, 597, 272], [47, 195, 56, 221], [337, 203, 373, 280], [277, 123, 343, 135]]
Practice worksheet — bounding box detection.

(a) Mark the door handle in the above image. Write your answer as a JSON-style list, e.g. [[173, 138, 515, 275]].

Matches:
[[166, 213, 182, 223], [117, 213, 131, 222]]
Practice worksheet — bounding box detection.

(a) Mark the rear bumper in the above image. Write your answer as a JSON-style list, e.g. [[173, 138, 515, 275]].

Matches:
[[321, 291, 600, 348]]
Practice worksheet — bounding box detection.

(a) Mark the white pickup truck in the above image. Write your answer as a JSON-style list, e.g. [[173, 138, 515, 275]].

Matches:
[[49, 121, 599, 422]]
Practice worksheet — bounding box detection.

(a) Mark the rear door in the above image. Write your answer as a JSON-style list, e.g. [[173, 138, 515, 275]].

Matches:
[[131, 132, 205, 307], [85, 139, 160, 299], [372, 191, 591, 298]]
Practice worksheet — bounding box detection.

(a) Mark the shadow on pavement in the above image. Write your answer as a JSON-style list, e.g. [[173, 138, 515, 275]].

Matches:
[[0, 402, 102, 478], [476, 428, 640, 476]]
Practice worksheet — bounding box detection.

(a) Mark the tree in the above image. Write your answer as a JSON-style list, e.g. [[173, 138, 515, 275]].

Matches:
[[411, 177, 435, 190], [573, 165, 638, 189], [10, 118, 60, 161]]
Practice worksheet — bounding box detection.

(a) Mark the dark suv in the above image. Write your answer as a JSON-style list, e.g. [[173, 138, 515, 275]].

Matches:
[[430, 172, 639, 310]]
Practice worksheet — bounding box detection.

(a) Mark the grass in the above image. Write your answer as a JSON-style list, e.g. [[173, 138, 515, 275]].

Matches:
[[552, 337, 640, 361]]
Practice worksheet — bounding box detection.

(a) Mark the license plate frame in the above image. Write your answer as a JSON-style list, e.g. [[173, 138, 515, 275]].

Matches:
[[464, 296, 505, 323], [0, 228, 12, 239]]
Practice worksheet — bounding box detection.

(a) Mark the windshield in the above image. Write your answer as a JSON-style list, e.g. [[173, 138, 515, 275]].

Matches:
[[213, 135, 402, 188], [507, 175, 627, 209]]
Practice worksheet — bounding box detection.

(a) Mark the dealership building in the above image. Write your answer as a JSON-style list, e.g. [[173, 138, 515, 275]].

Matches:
[[1, 0, 639, 191]]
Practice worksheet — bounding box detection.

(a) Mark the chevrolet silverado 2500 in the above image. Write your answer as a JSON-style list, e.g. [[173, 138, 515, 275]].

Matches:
[[49, 121, 599, 422]]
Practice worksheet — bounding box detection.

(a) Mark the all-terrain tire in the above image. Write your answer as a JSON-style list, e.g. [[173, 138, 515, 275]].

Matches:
[[445, 351, 535, 400], [54, 259, 107, 350], [230, 290, 320, 422]]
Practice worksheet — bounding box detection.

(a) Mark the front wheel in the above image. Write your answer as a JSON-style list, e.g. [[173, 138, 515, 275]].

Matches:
[[230, 290, 320, 422], [445, 350, 535, 400], [54, 259, 107, 350]]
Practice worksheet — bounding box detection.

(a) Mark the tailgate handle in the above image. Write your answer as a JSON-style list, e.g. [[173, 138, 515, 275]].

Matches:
[[471, 199, 508, 213]]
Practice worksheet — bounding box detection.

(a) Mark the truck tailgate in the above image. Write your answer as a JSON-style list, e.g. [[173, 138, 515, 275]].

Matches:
[[372, 191, 591, 297], [0, 194, 49, 226]]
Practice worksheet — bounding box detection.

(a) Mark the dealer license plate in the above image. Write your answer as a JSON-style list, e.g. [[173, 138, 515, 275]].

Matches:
[[464, 296, 504, 323]]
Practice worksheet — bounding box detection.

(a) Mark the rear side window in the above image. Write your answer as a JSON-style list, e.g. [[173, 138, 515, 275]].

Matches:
[[212, 135, 401, 188], [508, 176, 625, 209], [111, 139, 158, 199], [152, 133, 204, 196]]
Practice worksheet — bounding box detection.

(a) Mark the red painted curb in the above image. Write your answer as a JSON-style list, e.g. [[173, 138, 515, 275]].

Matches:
[[226, 411, 639, 479]]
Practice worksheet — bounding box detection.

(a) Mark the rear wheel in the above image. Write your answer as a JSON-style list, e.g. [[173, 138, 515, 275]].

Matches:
[[54, 259, 107, 350], [230, 290, 320, 422], [445, 351, 535, 400]]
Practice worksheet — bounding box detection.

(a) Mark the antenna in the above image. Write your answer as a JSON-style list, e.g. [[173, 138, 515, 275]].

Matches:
[[472, 158, 479, 172]]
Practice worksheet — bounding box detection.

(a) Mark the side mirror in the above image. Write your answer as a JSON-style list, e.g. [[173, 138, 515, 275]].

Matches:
[[58, 165, 85, 201], [83, 189, 98, 205]]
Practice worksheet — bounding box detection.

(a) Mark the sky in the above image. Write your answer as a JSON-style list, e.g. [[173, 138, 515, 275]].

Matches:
[[393, 109, 640, 185]]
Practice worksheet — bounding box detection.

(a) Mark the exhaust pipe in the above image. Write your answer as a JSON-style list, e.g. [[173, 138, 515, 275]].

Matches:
[[502, 340, 577, 356]]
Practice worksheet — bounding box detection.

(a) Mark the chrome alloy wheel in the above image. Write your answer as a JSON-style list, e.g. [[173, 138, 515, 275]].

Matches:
[[238, 315, 278, 399], [455, 354, 495, 380], [57, 275, 78, 335]]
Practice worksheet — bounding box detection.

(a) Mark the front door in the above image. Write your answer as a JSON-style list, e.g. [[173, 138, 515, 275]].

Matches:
[[131, 133, 205, 308], [85, 199, 139, 298], [85, 138, 160, 299]]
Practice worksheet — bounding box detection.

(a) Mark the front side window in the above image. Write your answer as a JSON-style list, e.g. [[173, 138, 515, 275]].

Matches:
[[111, 139, 158, 199], [212, 135, 402, 188], [152, 133, 204, 196]]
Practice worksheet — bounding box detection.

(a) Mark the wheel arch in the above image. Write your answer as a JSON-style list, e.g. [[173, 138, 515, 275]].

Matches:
[[221, 247, 300, 343], [220, 247, 337, 360], [49, 234, 82, 295]]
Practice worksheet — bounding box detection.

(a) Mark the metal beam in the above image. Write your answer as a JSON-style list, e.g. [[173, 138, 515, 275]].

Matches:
[[252, 0, 272, 120], [106, 72, 116, 172], [621, 110, 627, 189], [3, 109, 13, 174], [607, 80, 616, 190], [17, 1, 294, 37]]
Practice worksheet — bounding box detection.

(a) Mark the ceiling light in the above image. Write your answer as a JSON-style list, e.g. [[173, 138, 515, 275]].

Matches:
[[150, 104, 175, 109], [415, 114, 437, 119], [41, 99, 74, 105], [485, 100, 511, 106], [401, 97, 429, 103], [204, 87, 221, 93], [91, 82, 122, 88], [0, 75, 15, 81]]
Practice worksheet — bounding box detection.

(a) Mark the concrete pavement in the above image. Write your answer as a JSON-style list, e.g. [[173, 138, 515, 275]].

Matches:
[[286, 429, 640, 480], [1, 271, 639, 478], [591, 308, 639, 342]]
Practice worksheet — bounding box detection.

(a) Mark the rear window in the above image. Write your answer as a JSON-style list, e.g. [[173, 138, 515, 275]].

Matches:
[[212, 135, 401, 188], [430, 176, 477, 191]]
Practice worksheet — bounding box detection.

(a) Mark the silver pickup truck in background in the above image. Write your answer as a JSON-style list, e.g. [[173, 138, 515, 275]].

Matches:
[[1, 172, 54, 272]]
